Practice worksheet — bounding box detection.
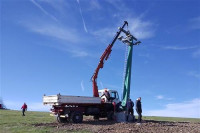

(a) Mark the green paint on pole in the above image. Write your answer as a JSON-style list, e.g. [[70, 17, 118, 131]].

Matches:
[[121, 44, 133, 108]]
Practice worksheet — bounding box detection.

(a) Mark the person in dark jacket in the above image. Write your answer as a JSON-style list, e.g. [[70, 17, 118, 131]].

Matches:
[[101, 89, 110, 102], [21, 103, 27, 116], [136, 97, 142, 123], [126, 99, 134, 121], [115, 101, 122, 112]]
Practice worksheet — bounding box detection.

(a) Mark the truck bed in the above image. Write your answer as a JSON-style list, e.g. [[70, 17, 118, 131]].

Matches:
[[43, 94, 102, 105]]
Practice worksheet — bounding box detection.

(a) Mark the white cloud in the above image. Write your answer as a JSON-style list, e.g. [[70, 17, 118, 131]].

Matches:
[[39, 0, 68, 13], [106, 0, 153, 36], [155, 95, 174, 100], [23, 22, 91, 57], [145, 98, 200, 118], [106, 0, 126, 12], [91, 27, 116, 43], [166, 98, 174, 100], [29, 102, 51, 112], [30, 0, 58, 21], [77, 0, 88, 33], [26, 0, 91, 57], [160, 45, 200, 59], [128, 18, 155, 39], [91, 17, 155, 42], [27, 23, 79, 43], [4, 100, 50, 112], [156, 95, 164, 100], [93, 28, 116, 37], [193, 49, 200, 58], [189, 16, 200, 30], [188, 71, 200, 79], [89, 0, 101, 10], [162, 45, 198, 50], [81, 80, 85, 92], [4, 100, 22, 110], [138, 53, 150, 58], [71, 50, 88, 57]]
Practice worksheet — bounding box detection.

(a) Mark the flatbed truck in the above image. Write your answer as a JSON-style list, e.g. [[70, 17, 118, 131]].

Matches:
[[43, 21, 132, 123]]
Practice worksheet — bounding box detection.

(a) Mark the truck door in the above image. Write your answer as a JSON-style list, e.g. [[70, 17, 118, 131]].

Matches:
[[110, 91, 120, 104]]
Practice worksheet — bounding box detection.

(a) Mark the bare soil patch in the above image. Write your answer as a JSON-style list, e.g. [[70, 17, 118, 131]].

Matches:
[[34, 117, 200, 133]]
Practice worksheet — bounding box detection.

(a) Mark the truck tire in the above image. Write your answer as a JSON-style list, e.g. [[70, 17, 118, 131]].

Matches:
[[70, 111, 83, 123], [57, 116, 68, 123], [107, 111, 114, 120], [93, 115, 99, 120]]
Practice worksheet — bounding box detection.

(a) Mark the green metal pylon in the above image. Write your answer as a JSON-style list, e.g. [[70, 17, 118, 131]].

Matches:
[[118, 28, 141, 109], [121, 44, 133, 108]]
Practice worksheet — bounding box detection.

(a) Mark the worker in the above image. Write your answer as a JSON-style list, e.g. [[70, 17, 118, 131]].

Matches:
[[21, 103, 27, 116], [126, 98, 134, 121], [136, 97, 142, 123], [101, 89, 110, 102], [116, 101, 122, 112]]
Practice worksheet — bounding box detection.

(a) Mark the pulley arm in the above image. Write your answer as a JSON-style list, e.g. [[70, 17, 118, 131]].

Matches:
[[92, 21, 128, 97]]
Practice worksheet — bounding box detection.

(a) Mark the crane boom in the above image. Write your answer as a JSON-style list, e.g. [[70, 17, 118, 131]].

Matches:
[[92, 21, 128, 97]]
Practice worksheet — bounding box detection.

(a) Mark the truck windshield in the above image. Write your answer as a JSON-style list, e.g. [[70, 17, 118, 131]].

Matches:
[[110, 92, 119, 99]]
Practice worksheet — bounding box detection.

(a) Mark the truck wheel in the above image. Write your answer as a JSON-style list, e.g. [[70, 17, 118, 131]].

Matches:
[[57, 116, 68, 123], [71, 111, 83, 123], [93, 115, 99, 120], [107, 111, 114, 120]]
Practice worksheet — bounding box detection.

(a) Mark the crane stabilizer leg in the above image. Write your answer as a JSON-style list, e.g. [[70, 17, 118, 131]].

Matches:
[[92, 21, 128, 97]]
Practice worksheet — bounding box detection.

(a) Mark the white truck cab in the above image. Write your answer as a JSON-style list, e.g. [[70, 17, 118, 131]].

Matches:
[[98, 89, 120, 104]]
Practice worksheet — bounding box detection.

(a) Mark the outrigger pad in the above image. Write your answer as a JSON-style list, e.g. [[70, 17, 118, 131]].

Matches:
[[114, 111, 135, 122]]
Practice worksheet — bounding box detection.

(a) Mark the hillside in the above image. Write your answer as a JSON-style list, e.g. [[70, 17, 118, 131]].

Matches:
[[0, 110, 200, 133]]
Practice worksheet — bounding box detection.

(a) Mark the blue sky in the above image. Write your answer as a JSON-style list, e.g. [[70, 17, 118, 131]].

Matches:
[[1, 0, 200, 118]]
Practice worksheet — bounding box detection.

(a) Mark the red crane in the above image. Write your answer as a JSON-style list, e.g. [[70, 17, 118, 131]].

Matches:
[[92, 21, 128, 97]]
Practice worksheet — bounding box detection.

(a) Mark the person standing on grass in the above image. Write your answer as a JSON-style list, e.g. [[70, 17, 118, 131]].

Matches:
[[21, 103, 27, 116], [136, 97, 142, 123]]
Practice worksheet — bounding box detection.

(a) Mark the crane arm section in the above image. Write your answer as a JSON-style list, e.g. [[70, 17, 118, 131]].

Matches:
[[92, 21, 128, 97]]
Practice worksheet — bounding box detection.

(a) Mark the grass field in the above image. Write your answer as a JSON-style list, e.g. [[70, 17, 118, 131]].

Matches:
[[142, 115, 200, 123], [0, 109, 56, 133], [0, 109, 200, 133]]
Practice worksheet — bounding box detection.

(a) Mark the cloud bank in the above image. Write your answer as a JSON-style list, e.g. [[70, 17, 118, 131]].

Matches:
[[145, 98, 200, 118], [4, 100, 51, 112]]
